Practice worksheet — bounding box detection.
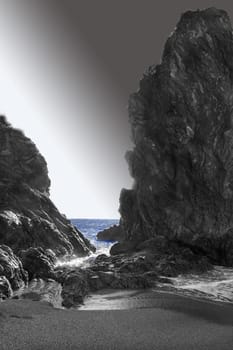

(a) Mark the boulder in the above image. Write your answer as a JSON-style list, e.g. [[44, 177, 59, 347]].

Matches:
[[114, 8, 233, 266], [56, 257, 158, 307], [61, 270, 90, 308], [94, 270, 154, 289], [94, 254, 109, 263], [0, 276, 12, 299], [110, 241, 137, 255], [97, 225, 125, 242], [0, 116, 95, 257], [0, 245, 28, 290], [106, 273, 153, 289], [19, 247, 56, 280]]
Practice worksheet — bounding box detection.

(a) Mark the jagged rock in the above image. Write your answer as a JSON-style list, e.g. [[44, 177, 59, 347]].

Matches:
[[107, 242, 211, 276], [0, 116, 95, 257], [96, 271, 153, 289], [97, 224, 125, 242], [115, 8, 233, 266], [0, 276, 12, 299], [57, 241, 211, 307], [56, 257, 158, 307], [87, 274, 105, 291], [94, 254, 109, 263], [0, 245, 28, 290], [60, 268, 155, 307], [117, 256, 153, 274], [61, 270, 90, 308], [110, 240, 137, 255], [19, 247, 56, 280]]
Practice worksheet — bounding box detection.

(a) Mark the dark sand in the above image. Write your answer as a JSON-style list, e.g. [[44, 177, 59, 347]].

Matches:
[[0, 292, 233, 350]]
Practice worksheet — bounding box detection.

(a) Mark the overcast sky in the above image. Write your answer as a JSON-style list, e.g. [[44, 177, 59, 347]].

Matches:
[[0, 0, 232, 218]]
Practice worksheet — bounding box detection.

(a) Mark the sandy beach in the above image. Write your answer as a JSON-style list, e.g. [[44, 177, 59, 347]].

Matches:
[[0, 292, 233, 350]]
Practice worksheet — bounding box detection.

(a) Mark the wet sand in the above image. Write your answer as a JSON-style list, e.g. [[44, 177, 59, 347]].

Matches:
[[0, 292, 233, 350]]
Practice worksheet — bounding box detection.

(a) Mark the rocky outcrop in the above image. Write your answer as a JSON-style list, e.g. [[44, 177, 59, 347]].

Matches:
[[0, 116, 95, 257], [19, 247, 56, 280], [0, 276, 12, 299], [0, 245, 28, 294], [56, 262, 155, 308], [113, 8, 233, 266], [97, 224, 125, 242], [55, 242, 211, 307], [60, 270, 90, 308]]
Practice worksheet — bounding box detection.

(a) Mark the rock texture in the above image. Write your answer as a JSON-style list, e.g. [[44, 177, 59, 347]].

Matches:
[[97, 224, 125, 242], [56, 238, 213, 308], [113, 8, 233, 266], [0, 276, 12, 299], [19, 247, 56, 280], [55, 258, 156, 307], [60, 270, 90, 308], [0, 116, 95, 257], [0, 245, 28, 293]]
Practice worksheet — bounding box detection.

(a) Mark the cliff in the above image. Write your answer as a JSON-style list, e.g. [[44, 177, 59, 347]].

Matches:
[[0, 116, 94, 257], [112, 8, 233, 266]]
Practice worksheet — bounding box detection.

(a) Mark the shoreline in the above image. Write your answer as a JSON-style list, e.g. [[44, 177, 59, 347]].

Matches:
[[78, 287, 233, 311], [11, 280, 233, 311], [1, 291, 233, 350]]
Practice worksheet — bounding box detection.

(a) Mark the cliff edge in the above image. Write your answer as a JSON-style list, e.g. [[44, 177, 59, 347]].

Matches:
[[0, 116, 94, 257], [112, 8, 233, 266]]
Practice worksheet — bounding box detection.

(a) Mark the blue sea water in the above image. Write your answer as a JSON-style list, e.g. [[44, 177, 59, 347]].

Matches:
[[55, 218, 119, 269], [71, 218, 119, 250]]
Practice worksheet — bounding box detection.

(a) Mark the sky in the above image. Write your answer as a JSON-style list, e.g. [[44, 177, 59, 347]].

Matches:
[[0, 0, 233, 218]]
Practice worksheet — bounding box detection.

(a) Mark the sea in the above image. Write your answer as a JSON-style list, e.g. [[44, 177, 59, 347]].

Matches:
[[71, 218, 119, 252], [55, 218, 119, 268], [14, 219, 233, 309]]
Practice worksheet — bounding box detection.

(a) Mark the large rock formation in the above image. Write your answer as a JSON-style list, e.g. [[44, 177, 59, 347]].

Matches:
[[113, 8, 233, 266], [0, 116, 94, 257]]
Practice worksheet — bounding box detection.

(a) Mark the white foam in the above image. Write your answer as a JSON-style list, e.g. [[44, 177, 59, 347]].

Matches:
[[56, 244, 113, 269]]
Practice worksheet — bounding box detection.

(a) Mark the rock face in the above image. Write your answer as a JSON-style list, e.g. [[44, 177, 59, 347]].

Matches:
[[0, 276, 13, 299], [56, 239, 212, 308], [19, 247, 56, 280], [114, 8, 233, 266], [0, 245, 28, 293], [97, 225, 125, 242], [56, 259, 156, 307], [60, 270, 90, 308], [0, 116, 95, 257]]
